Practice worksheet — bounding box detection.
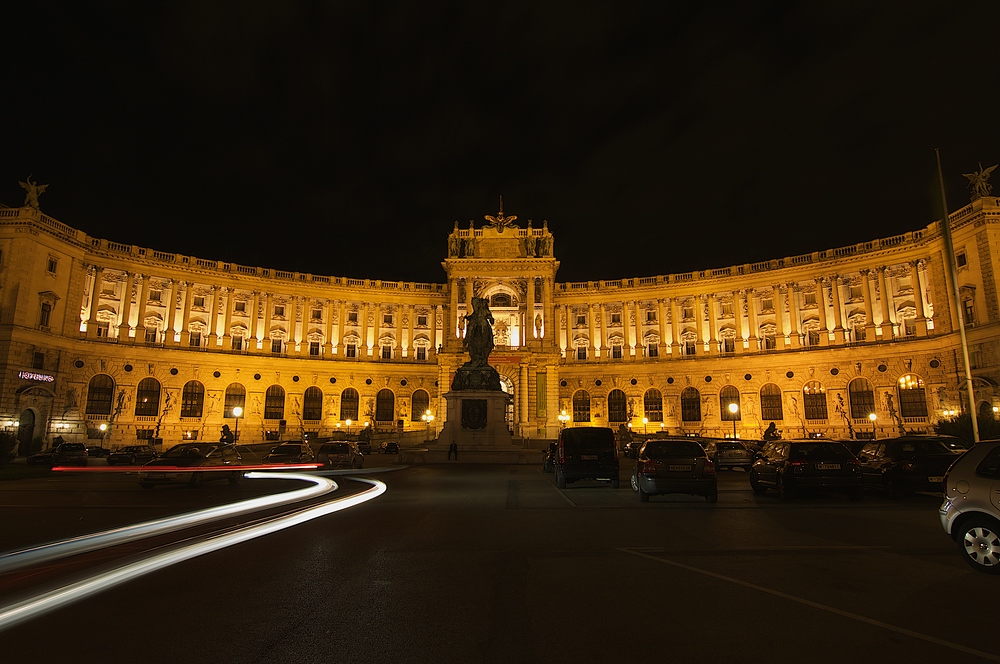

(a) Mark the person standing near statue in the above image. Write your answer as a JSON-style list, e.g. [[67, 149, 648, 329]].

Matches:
[[448, 442, 458, 460], [220, 424, 235, 445]]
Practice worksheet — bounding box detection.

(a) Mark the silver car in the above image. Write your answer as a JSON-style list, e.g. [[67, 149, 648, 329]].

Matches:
[[939, 439, 1000, 574]]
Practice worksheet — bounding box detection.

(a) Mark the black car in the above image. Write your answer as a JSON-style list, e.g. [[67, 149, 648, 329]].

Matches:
[[702, 440, 754, 471], [554, 427, 619, 489], [857, 437, 964, 497], [357, 440, 373, 455], [86, 445, 111, 458], [631, 438, 718, 502], [262, 442, 316, 465], [27, 443, 88, 467], [750, 440, 863, 501], [624, 440, 645, 459], [139, 443, 243, 488], [107, 445, 158, 466], [381, 441, 400, 454], [317, 441, 364, 469]]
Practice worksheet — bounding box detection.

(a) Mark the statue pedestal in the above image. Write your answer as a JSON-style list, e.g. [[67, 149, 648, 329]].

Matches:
[[438, 390, 515, 448]]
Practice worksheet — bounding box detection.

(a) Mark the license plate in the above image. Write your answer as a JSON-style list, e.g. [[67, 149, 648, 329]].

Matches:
[[581, 455, 598, 460], [815, 464, 841, 470], [928, 476, 944, 483], [146, 473, 165, 479], [669, 464, 692, 472]]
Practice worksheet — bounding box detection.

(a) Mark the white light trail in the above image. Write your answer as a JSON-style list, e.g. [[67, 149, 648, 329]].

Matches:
[[0, 474, 386, 632]]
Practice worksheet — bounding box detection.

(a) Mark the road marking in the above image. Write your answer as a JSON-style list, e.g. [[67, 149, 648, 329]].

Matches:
[[552, 485, 576, 507], [619, 547, 1000, 662]]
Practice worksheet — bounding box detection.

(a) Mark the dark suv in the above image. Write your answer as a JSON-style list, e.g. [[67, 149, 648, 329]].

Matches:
[[27, 443, 88, 467], [554, 427, 619, 489]]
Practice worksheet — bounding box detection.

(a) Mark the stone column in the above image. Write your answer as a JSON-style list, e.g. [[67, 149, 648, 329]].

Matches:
[[815, 279, 829, 346], [877, 267, 894, 339], [657, 297, 668, 356], [325, 299, 335, 356], [519, 362, 529, 433], [262, 292, 273, 350], [830, 275, 845, 344], [287, 296, 298, 353], [774, 286, 788, 349], [625, 300, 637, 358], [707, 294, 719, 354], [223, 287, 235, 347], [733, 291, 745, 353], [337, 300, 347, 353], [179, 281, 194, 346], [588, 302, 596, 355], [362, 302, 372, 357], [541, 277, 552, 340], [250, 291, 261, 349], [434, 304, 443, 354], [405, 304, 413, 357], [558, 304, 568, 357], [670, 298, 680, 356], [395, 304, 404, 358], [135, 274, 150, 343], [633, 300, 642, 358], [450, 278, 460, 340], [165, 279, 179, 344], [912, 260, 928, 335], [526, 276, 536, 340], [861, 270, 876, 340], [87, 266, 105, 338], [746, 289, 758, 350], [599, 302, 608, 355], [208, 285, 221, 347], [695, 295, 705, 350], [787, 284, 801, 348], [118, 271, 136, 340]]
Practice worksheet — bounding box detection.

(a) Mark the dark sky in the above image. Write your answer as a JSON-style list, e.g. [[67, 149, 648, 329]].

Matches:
[[4, 1, 999, 284]]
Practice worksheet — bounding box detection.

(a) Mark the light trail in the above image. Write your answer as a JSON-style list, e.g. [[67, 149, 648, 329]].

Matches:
[[0, 473, 386, 633], [0, 473, 336, 574], [50, 463, 323, 472]]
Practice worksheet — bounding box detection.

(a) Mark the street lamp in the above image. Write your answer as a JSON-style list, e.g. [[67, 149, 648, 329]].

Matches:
[[558, 410, 570, 429], [346, 419, 352, 434], [728, 402, 739, 439], [868, 412, 877, 440], [99, 422, 108, 450], [642, 417, 648, 437], [421, 409, 434, 442], [232, 406, 243, 443]]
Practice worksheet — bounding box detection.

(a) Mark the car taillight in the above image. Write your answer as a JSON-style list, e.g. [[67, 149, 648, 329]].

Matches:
[[789, 460, 807, 467], [558, 444, 564, 464], [641, 460, 660, 475], [902, 462, 915, 472], [703, 458, 715, 474]]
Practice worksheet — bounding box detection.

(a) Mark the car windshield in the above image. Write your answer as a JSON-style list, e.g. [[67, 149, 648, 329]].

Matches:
[[321, 443, 351, 453], [717, 443, 745, 451], [788, 443, 853, 460], [890, 440, 951, 455], [163, 444, 213, 458], [643, 441, 705, 458], [269, 445, 302, 455], [562, 429, 614, 453], [61, 444, 86, 452]]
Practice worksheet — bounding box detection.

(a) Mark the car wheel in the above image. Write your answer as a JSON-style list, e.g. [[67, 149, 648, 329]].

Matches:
[[749, 471, 767, 495], [706, 491, 718, 504], [777, 475, 793, 501], [630, 473, 639, 492], [556, 470, 566, 489], [958, 517, 1000, 574], [139, 483, 154, 490], [610, 479, 620, 489]]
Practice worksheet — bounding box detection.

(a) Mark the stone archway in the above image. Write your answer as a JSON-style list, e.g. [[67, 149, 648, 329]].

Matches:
[[17, 409, 36, 455]]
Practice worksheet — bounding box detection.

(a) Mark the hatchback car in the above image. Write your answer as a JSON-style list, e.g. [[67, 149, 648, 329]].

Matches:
[[554, 427, 619, 489], [857, 437, 964, 497], [631, 439, 717, 502], [705, 440, 754, 471], [138, 443, 242, 488], [750, 440, 863, 500], [317, 441, 364, 469], [27, 443, 88, 467], [939, 439, 1000, 573], [107, 445, 158, 466], [381, 441, 400, 454], [262, 442, 316, 465]]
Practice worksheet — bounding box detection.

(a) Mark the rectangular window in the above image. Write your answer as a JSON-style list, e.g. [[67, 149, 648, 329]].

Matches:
[[101, 280, 116, 295], [804, 292, 817, 306], [234, 301, 246, 313], [383, 314, 393, 325], [47, 256, 58, 274], [135, 429, 154, 441], [807, 330, 820, 346], [149, 289, 162, 303], [273, 305, 285, 317], [904, 320, 916, 336], [612, 344, 623, 359], [682, 306, 694, 319], [39, 303, 52, 328], [381, 345, 392, 359], [144, 328, 158, 343], [723, 337, 735, 354], [964, 300, 976, 327], [416, 346, 427, 361], [348, 311, 358, 323], [271, 338, 283, 354], [646, 310, 656, 322], [956, 251, 968, 268], [309, 341, 320, 356], [577, 346, 587, 360], [96, 321, 110, 337], [611, 312, 622, 325], [721, 302, 733, 317], [417, 314, 428, 326], [763, 334, 776, 350], [231, 336, 243, 351], [684, 340, 696, 356], [849, 286, 862, 300], [311, 309, 322, 321], [854, 325, 866, 342], [576, 314, 586, 326], [33, 352, 44, 369], [647, 343, 658, 357], [193, 296, 205, 308], [761, 298, 773, 312], [189, 331, 202, 347], [346, 343, 357, 358]]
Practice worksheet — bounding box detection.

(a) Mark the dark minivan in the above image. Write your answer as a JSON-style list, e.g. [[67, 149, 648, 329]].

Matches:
[[555, 427, 619, 489]]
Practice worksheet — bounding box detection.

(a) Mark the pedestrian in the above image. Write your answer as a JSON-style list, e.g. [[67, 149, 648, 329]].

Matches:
[[220, 424, 235, 445], [448, 442, 458, 460]]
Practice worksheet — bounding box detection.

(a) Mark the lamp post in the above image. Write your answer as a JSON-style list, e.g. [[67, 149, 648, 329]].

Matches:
[[868, 412, 877, 440], [558, 410, 569, 429], [422, 409, 434, 442], [346, 419, 352, 435], [232, 406, 243, 443], [728, 402, 739, 439], [99, 422, 108, 451], [642, 417, 648, 437]]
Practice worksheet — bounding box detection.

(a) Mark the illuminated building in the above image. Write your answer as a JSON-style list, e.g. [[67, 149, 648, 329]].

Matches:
[[1, 197, 998, 452]]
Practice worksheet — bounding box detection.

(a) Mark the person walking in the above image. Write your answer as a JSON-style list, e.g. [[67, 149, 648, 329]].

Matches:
[[447, 442, 458, 460]]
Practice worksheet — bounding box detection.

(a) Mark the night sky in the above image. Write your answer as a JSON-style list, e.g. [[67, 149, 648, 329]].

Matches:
[[4, 1, 999, 285]]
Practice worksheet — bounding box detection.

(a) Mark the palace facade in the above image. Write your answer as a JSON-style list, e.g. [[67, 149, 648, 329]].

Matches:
[[1, 197, 998, 453]]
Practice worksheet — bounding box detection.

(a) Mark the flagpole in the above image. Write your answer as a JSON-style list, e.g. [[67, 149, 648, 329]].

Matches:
[[935, 148, 980, 443]]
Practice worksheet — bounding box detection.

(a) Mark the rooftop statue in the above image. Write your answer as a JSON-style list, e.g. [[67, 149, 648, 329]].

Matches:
[[19, 176, 48, 210], [484, 195, 518, 232], [963, 162, 997, 200]]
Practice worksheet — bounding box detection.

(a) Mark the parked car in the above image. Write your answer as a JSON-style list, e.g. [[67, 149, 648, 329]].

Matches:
[[631, 438, 718, 503], [554, 426, 619, 489], [138, 443, 242, 488], [357, 440, 373, 455], [317, 441, 364, 469], [749, 440, 863, 501], [624, 440, 645, 459], [542, 443, 557, 473], [262, 442, 316, 465], [939, 439, 1000, 573], [27, 443, 88, 467], [703, 440, 754, 471], [107, 445, 158, 466], [857, 437, 964, 497], [86, 445, 111, 458], [381, 441, 400, 454]]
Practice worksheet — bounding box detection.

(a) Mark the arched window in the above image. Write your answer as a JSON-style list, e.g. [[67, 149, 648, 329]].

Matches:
[[803, 381, 828, 420], [303, 386, 323, 421], [340, 388, 360, 421], [411, 389, 430, 420], [490, 293, 512, 308], [759, 383, 783, 421], [572, 390, 591, 422], [644, 388, 663, 422], [607, 389, 628, 423], [135, 378, 161, 417], [224, 383, 246, 418], [848, 378, 875, 420], [375, 389, 395, 422], [264, 385, 285, 420], [720, 385, 741, 421], [681, 387, 701, 422], [980, 400, 996, 422], [180, 381, 204, 418], [85, 374, 115, 416], [897, 374, 928, 419]]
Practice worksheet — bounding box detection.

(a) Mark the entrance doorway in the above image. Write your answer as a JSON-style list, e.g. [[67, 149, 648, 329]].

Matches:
[[17, 409, 35, 456], [499, 375, 515, 432]]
